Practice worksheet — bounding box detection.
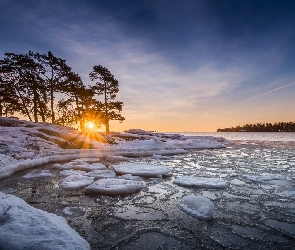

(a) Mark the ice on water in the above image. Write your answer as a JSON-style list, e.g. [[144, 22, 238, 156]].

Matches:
[[59, 169, 87, 176], [0, 192, 90, 249], [53, 161, 106, 171], [178, 195, 214, 220], [85, 178, 143, 195], [22, 170, 54, 179], [118, 174, 143, 181], [174, 176, 228, 189], [85, 169, 116, 179], [113, 162, 171, 177], [59, 175, 95, 190]]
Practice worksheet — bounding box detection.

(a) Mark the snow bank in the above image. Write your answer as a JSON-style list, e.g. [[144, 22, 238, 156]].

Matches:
[[0, 192, 90, 249], [174, 176, 229, 189], [178, 195, 214, 220], [60, 175, 95, 190], [113, 163, 171, 177], [85, 178, 143, 195]]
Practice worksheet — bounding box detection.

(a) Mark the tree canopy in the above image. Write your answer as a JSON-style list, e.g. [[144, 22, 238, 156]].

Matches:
[[217, 122, 295, 132], [0, 51, 125, 132]]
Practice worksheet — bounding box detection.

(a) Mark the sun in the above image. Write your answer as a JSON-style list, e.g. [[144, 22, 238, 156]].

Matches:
[[86, 121, 95, 131]]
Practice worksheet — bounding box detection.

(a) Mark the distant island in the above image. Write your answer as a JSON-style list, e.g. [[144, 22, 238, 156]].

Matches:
[[217, 122, 295, 132]]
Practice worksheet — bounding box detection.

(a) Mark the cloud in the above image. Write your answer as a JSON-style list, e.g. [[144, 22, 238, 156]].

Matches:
[[237, 82, 295, 104]]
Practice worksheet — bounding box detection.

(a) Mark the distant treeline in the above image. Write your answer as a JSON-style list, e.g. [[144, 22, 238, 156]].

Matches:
[[217, 122, 295, 132]]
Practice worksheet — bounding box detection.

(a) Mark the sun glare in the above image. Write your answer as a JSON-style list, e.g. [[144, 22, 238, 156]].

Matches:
[[86, 121, 95, 130]]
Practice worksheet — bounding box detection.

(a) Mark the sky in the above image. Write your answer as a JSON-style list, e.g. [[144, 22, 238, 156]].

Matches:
[[1, 0, 295, 132]]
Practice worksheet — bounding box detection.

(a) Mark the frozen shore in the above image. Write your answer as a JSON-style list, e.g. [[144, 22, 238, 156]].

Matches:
[[0, 118, 227, 249]]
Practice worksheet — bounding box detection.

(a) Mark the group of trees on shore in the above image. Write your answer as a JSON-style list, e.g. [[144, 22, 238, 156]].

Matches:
[[0, 51, 125, 133], [217, 122, 295, 132]]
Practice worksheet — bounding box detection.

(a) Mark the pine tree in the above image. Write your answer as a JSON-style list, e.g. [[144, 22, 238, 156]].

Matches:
[[89, 65, 125, 134]]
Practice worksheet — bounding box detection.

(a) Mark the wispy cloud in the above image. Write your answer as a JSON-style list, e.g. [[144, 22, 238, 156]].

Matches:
[[237, 82, 295, 104]]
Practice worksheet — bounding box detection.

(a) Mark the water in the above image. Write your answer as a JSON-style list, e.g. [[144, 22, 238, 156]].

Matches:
[[179, 132, 295, 141], [1, 134, 295, 249]]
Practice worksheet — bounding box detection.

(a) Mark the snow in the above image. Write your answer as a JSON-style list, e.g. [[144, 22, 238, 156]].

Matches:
[[178, 195, 214, 221], [85, 178, 143, 195], [0, 192, 90, 249], [22, 169, 54, 179], [59, 175, 95, 190], [113, 163, 171, 177], [173, 176, 229, 189], [0, 117, 226, 179], [85, 169, 116, 179], [0, 118, 228, 248]]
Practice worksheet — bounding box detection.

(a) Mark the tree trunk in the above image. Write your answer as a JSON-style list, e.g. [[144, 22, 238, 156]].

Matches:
[[0, 100, 2, 117], [104, 82, 109, 134], [33, 90, 38, 122], [50, 83, 55, 123]]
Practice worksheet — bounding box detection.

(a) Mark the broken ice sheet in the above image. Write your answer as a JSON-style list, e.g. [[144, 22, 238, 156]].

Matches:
[[113, 162, 171, 177], [84, 178, 143, 195], [59, 175, 95, 190], [178, 195, 214, 221], [22, 170, 54, 179], [174, 176, 228, 189]]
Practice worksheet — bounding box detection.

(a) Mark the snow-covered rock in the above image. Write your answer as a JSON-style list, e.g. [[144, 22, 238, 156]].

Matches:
[[22, 170, 54, 179], [85, 170, 116, 179], [173, 176, 228, 189], [178, 195, 214, 220], [59, 175, 95, 190], [113, 163, 171, 177], [85, 178, 143, 195], [0, 192, 90, 249]]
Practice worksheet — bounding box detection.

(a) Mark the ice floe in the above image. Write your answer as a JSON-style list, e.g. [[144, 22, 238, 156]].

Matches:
[[243, 174, 282, 182], [178, 195, 214, 220], [85, 170, 116, 179], [173, 176, 228, 189], [85, 178, 143, 195], [113, 163, 171, 177], [0, 192, 90, 249], [59, 169, 87, 176], [118, 174, 143, 181], [22, 170, 54, 179], [53, 161, 107, 171], [72, 158, 101, 163], [105, 155, 131, 162], [59, 175, 95, 190]]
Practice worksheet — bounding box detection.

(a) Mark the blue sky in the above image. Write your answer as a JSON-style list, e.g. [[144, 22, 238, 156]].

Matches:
[[1, 0, 295, 131]]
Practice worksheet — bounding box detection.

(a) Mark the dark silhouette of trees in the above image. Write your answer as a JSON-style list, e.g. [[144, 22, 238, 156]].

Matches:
[[0, 52, 126, 132], [217, 122, 295, 132], [35, 51, 71, 123], [0, 52, 48, 122], [89, 65, 125, 133]]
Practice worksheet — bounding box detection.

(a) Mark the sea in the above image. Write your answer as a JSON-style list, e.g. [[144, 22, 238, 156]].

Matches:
[[1, 132, 295, 249], [179, 131, 295, 142]]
